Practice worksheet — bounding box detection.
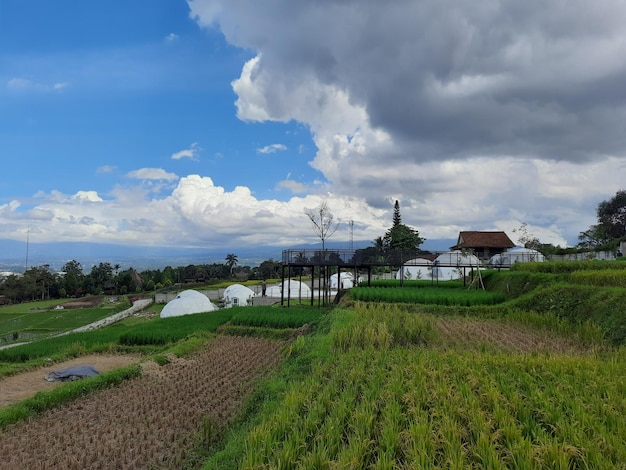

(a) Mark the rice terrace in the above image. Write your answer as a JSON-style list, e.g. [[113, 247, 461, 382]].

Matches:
[[1, 261, 626, 468]]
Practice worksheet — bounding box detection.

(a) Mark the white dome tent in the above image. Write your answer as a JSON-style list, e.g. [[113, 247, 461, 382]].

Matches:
[[330, 272, 358, 289], [489, 246, 546, 267], [266, 280, 312, 298], [160, 289, 218, 318], [396, 258, 433, 281], [223, 284, 256, 308], [432, 251, 482, 281]]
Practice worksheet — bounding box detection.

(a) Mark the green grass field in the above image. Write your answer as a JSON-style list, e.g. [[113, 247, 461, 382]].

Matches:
[[0, 297, 131, 345]]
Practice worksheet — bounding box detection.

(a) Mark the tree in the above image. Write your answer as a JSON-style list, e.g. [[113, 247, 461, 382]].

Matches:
[[61, 260, 84, 297], [373, 236, 385, 252], [256, 259, 281, 280], [392, 200, 402, 226], [512, 223, 542, 251], [383, 223, 424, 252], [597, 190, 626, 239], [577, 225, 608, 248], [88, 262, 114, 294], [578, 190, 626, 247], [305, 201, 339, 252], [22, 265, 57, 300], [382, 200, 423, 252], [225, 253, 238, 276]]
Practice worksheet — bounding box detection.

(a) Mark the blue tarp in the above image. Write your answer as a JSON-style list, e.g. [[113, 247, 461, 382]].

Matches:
[[45, 365, 100, 382]]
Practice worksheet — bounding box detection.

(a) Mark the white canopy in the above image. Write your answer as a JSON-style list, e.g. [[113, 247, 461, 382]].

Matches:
[[330, 272, 358, 289], [489, 246, 545, 266], [432, 251, 482, 281], [223, 284, 256, 308], [160, 289, 218, 318], [266, 280, 312, 298], [396, 258, 433, 280]]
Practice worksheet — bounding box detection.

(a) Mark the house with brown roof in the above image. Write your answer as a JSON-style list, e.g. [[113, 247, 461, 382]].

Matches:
[[450, 231, 515, 260]]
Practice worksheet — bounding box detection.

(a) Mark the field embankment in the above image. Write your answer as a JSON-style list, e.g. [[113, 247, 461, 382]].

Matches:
[[483, 261, 626, 345]]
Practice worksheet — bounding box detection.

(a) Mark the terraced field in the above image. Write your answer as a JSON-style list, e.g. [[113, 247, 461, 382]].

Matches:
[[0, 336, 285, 469]]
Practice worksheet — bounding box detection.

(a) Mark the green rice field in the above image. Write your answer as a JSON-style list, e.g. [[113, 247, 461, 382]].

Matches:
[[207, 302, 626, 469]]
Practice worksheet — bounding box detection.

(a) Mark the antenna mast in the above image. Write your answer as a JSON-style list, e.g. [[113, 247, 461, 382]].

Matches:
[[25, 227, 30, 272], [349, 220, 354, 251]]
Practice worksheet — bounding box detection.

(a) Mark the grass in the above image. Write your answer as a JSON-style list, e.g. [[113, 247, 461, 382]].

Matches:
[[0, 310, 234, 377], [229, 306, 326, 329], [351, 285, 505, 305], [203, 304, 626, 469], [0, 297, 131, 344]]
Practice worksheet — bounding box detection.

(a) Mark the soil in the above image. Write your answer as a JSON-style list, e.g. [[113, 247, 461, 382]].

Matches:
[[435, 317, 591, 354], [60, 296, 103, 309], [0, 335, 286, 469], [0, 354, 141, 408]]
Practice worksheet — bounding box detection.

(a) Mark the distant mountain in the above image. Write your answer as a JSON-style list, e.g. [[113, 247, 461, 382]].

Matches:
[[0, 238, 457, 273]]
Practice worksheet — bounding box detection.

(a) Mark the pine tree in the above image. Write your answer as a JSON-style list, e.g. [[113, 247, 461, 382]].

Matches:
[[393, 200, 402, 226], [382, 200, 423, 252]]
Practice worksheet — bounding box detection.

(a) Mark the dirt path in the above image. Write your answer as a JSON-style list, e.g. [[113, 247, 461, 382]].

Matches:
[[0, 354, 141, 407], [0, 336, 285, 469]]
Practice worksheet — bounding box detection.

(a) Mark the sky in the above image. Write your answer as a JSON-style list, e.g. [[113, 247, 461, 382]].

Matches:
[[2, 0, 626, 261]]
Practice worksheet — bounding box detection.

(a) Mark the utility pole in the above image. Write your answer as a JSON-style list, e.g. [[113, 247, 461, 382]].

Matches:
[[25, 227, 30, 272], [349, 220, 354, 251]]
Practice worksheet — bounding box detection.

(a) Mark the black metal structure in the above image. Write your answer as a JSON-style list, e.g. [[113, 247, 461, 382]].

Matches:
[[279, 249, 482, 306]]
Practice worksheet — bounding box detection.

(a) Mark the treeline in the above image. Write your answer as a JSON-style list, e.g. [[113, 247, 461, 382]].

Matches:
[[0, 258, 284, 305]]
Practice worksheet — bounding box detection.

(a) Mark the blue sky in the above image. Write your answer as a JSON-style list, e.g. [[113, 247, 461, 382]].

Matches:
[[2, 0, 626, 262], [1, 1, 318, 201]]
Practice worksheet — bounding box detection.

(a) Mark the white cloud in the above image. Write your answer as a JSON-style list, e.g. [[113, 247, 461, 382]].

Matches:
[[164, 33, 180, 43], [96, 165, 117, 174], [6, 78, 68, 93], [257, 143, 287, 154], [72, 191, 103, 203], [0, 175, 388, 249], [127, 168, 179, 181], [276, 179, 308, 194], [171, 142, 201, 160], [187, 0, 626, 247]]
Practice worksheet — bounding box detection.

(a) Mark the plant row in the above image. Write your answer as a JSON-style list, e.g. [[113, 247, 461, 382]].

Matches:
[[511, 259, 626, 273], [229, 306, 325, 329], [0, 310, 234, 368], [222, 306, 626, 469], [360, 279, 466, 289], [350, 286, 505, 306], [0, 304, 323, 374]]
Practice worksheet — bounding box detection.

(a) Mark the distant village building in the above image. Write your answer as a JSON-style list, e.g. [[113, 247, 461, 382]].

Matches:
[[451, 231, 515, 260]]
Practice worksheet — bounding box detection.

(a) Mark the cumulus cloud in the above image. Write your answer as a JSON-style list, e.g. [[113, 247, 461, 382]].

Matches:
[[72, 191, 103, 203], [257, 143, 287, 154], [127, 168, 179, 181], [0, 176, 388, 249], [171, 142, 201, 160], [187, 0, 626, 246]]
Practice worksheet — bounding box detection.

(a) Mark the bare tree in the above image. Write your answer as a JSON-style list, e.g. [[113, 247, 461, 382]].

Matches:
[[305, 201, 339, 252], [305, 201, 339, 303]]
